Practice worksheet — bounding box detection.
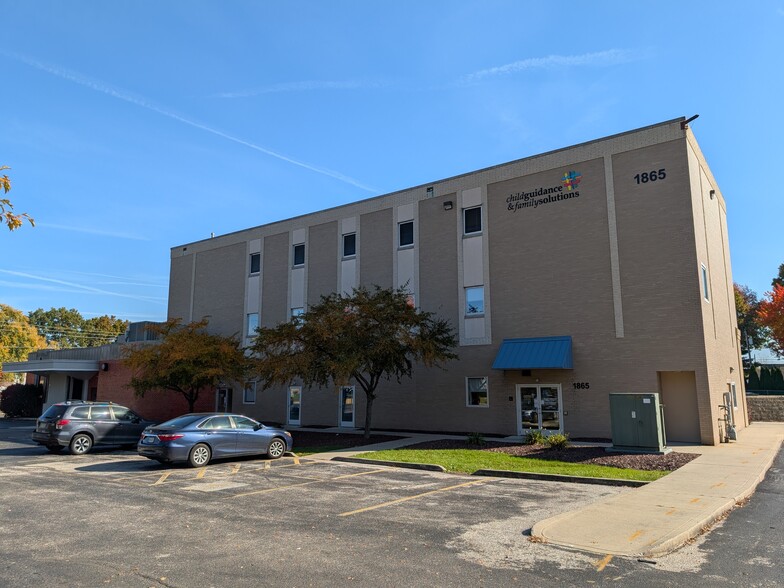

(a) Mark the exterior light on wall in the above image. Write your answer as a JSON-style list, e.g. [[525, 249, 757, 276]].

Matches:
[[443, 201, 453, 211], [426, 186, 434, 198], [710, 190, 716, 200], [100, 363, 109, 371], [729, 366, 734, 373]]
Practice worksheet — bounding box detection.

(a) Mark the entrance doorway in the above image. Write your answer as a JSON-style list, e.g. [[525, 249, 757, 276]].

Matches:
[[516, 384, 563, 435], [288, 386, 301, 426], [339, 386, 355, 428]]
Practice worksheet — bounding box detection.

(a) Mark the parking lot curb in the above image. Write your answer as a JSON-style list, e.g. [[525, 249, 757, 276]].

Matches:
[[471, 469, 649, 487], [331, 456, 447, 472]]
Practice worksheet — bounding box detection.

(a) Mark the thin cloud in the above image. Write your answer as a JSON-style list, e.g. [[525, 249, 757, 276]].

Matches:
[[36, 222, 151, 241], [0, 270, 166, 304], [215, 79, 389, 98], [462, 49, 641, 83], [4, 51, 376, 193]]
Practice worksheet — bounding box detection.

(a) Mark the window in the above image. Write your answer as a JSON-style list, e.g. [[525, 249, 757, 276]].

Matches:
[[233, 415, 258, 430], [200, 416, 232, 429], [343, 233, 356, 257], [465, 286, 485, 315], [247, 313, 259, 337], [249, 253, 260, 275], [243, 382, 257, 404], [293, 243, 305, 267], [70, 406, 90, 419], [399, 221, 414, 248], [701, 264, 710, 301], [90, 406, 112, 420], [464, 206, 482, 234], [466, 377, 489, 407], [730, 382, 738, 409], [291, 307, 304, 326]]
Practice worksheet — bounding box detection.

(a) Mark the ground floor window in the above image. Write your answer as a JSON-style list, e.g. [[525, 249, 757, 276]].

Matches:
[[244, 381, 257, 404], [466, 377, 488, 406]]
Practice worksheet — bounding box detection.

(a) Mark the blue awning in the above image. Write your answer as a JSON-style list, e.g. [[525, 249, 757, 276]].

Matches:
[[492, 336, 573, 370]]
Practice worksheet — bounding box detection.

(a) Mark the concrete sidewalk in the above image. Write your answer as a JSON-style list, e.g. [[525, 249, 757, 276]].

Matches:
[[531, 422, 784, 558]]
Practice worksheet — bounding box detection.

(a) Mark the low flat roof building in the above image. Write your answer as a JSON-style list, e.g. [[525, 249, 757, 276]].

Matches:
[[167, 117, 746, 444]]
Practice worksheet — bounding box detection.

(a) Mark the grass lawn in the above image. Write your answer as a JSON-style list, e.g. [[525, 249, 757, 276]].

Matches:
[[355, 448, 669, 482]]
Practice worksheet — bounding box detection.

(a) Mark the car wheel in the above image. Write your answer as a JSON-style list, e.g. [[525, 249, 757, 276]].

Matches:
[[69, 433, 93, 455], [267, 438, 286, 459], [188, 443, 211, 467], [46, 445, 64, 453]]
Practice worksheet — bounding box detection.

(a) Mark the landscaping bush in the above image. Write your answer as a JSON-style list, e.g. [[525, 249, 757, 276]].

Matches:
[[544, 433, 570, 451], [0, 384, 44, 418], [524, 430, 546, 445], [466, 432, 486, 446]]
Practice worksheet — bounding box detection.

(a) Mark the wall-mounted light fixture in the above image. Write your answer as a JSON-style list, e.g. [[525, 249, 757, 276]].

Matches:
[[710, 189, 716, 200], [426, 186, 434, 198], [100, 363, 109, 372], [443, 200, 453, 210], [729, 366, 735, 373]]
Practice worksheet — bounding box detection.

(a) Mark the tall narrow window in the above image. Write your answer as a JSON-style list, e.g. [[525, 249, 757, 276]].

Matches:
[[343, 233, 356, 257], [291, 307, 304, 327], [399, 221, 414, 248], [249, 253, 260, 275], [465, 286, 484, 315], [293, 244, 305, 267], [464, 206, 482, 235], [243, 382, 257, 404], [246, 313, 259, 337], [701, 264, 710, 301]]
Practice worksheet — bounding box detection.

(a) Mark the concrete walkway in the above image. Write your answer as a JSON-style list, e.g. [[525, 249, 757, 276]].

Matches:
[[531, 422, 784, 557]]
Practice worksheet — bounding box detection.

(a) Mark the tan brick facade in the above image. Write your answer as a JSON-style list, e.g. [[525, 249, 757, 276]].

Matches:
[[167, 118, 745, 444]]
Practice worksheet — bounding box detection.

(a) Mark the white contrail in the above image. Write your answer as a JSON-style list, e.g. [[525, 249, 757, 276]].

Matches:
[[462, 49, 640, 83], [35, 222, 151, 241], [5, 51, 377, 193]]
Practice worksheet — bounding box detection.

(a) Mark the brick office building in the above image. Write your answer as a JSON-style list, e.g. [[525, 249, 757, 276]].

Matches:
[[166, 117, 746, 445]]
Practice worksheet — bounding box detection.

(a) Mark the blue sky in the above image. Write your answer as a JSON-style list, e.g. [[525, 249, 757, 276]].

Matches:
[[2, 1, 782, 322]]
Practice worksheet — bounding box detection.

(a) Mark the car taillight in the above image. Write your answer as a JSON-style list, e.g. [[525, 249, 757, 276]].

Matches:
[[156, 434, 184, 442], [55, 419, 69, 429]]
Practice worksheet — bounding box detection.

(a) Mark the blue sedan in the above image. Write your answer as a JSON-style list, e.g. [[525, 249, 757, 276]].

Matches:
[[137, 413, 294, 467]]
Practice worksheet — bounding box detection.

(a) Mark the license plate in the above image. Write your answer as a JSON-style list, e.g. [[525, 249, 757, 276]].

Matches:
[[142, 436, 157, 445]]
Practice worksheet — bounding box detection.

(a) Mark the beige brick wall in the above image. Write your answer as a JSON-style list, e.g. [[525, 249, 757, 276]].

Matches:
[[747, 396, 784, 422]]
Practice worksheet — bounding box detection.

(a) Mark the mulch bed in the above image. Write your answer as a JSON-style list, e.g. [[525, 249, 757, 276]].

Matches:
[[291, 431, 404, 449], [402, 439, 700, 472]]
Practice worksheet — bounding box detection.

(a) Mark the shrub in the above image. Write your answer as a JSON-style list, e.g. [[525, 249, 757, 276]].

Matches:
[[545, 433, 570, 450], [0, 384, 44, 418], [466, 432, 486, 446], [524, 430, 546, 445]]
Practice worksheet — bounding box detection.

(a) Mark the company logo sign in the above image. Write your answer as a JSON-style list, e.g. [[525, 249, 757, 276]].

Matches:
[[506, 170, 583, 213]]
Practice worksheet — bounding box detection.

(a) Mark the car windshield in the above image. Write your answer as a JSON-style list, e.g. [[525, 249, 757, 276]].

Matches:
[[156, 415, 203, 429], [40, 405, 67, 419]]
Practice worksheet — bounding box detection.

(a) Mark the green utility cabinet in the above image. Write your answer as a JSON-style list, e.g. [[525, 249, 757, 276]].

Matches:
[[608, 393, 669, 453]]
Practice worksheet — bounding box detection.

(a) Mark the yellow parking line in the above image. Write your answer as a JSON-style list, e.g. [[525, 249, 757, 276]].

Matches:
[[196, 467, 207, 479], [292, 455, 300, 465], [339, 479, 485, 517], [152, 472, 172, 486], [595, 554, 613, 572], [231, 464, 241, 475], [231, 468, 386, 499]]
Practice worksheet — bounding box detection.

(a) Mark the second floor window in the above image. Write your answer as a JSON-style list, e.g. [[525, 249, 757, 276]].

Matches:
[[249, 253, 260, 274], [464, 206, 482, 235], [293, 244, 305, 267], [399, 221, 414, 248], [343, 233, 356, 257]]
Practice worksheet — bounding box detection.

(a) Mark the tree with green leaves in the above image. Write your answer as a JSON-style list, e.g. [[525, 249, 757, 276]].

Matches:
[[1, 166, 34, 231], [734, 283, 768, 361], [28, 307, 128, 348], [747, 366, 761, 390], [0, 304, 47, 381], [772, 263, 784, 289], [123, 318, 248, 412], [249, 285, 458, 439]]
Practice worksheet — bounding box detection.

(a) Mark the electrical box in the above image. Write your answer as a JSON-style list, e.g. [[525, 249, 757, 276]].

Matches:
[[608, 393, 669, 453]]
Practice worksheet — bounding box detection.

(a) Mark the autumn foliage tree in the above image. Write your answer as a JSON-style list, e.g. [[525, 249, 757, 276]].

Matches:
[[249, 286, 458, 439], [734, 283, 768, 359], [0, 304, 47, 382], [1, 166, 34, 231], [123, 319, 248, 412], [758, 283, 784, 356]]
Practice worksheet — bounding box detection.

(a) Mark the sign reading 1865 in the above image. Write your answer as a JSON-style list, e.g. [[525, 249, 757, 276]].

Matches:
[[633, 168, 666, 184]]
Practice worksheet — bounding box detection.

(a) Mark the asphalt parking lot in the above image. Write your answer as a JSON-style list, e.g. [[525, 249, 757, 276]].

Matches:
[[1, 420, 781, 587]]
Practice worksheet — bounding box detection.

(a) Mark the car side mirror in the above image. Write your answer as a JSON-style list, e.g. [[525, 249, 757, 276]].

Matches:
[[253, 423, 264, 431], [131, 417, 141, 424]]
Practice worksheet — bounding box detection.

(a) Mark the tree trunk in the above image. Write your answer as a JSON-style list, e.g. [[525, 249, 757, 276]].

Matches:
[[364, 392, 375, 440], [186, 392, 196, 413]]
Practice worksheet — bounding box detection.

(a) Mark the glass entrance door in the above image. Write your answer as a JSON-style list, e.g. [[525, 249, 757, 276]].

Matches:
[[288, 386, 301, 426], [517, 385, 562, 435], [339, 386, 355, 428]]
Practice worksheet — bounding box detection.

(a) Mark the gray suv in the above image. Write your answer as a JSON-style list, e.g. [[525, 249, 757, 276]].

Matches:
[[32, 401, 155, 455]]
